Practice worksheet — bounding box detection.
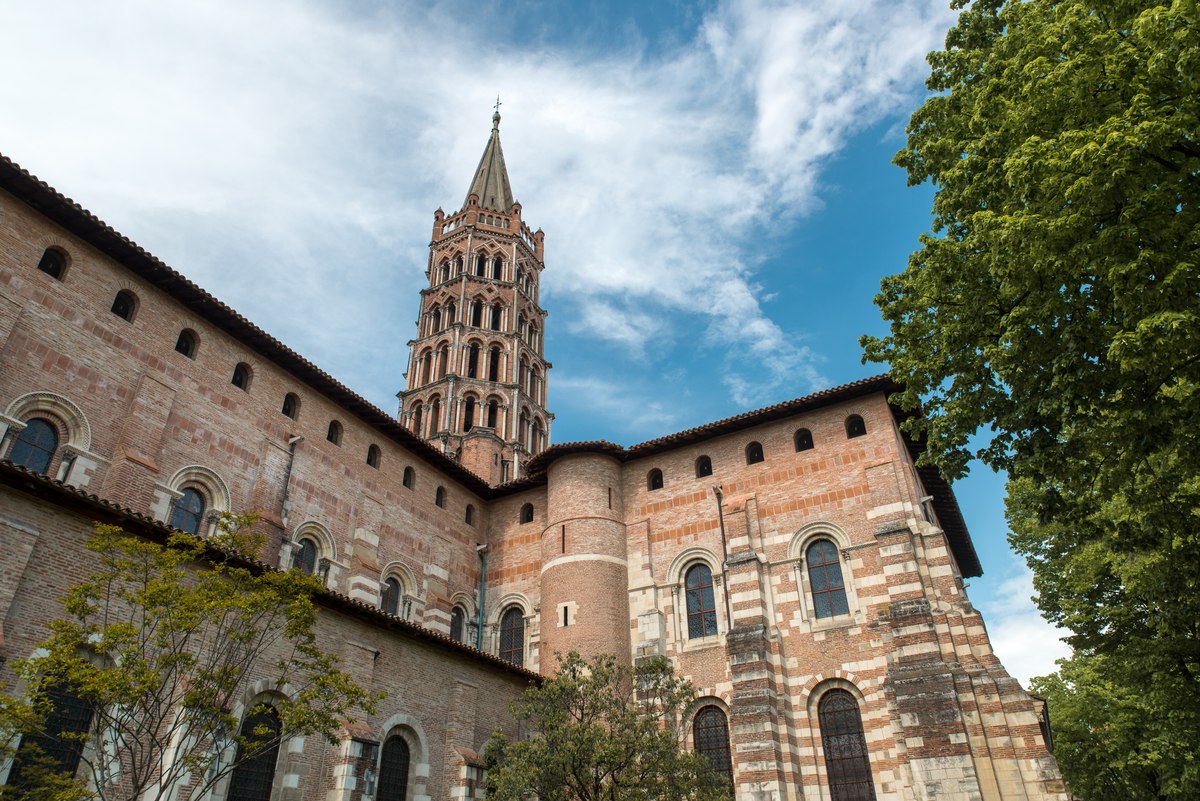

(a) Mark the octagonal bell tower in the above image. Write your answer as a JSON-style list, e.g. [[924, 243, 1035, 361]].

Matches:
[[398, 109, 553, 485]]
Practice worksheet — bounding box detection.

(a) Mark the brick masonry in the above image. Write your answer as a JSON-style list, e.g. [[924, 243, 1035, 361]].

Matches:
[[0, 146, 1066, 801]]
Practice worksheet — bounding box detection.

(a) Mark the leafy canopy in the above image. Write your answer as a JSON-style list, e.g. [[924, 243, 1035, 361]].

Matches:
[[482, 652, 729, 801], [862, 0, 1198, 796], [0, 514, 378, 801]]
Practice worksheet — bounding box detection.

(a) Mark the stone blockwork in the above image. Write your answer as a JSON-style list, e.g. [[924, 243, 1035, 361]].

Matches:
[[0, 141, 1065, 801]]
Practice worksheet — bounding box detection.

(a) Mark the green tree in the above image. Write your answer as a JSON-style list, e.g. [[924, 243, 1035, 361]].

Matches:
[[0, 514, 378, 801], [482, 652, 729, 801], [861, 0, 1198, 796]]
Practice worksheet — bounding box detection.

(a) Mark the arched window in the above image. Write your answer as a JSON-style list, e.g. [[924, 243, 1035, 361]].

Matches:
[[37, 247, 68, 279], [327, 420, 343, 445], [745, 441, 764, 465], [6, 683, 93, 789], [487, 399, 499, 429], [463, 396, 476, 431], [467, 343, 480, 378], [292, 538, 318, 575], [381, 576, 402, 616], [402, 466, 415, 489], [378, 734, 412, 801], [471, 302, 483, 327], [420, 352, 432, 384], [175, 329, 198, 359], [450, 607, 466, 643], [475, 253, 487, 276], [446, 301, 457, 325], [430, 308, 441, 332], [795, 428, 815, 451], [410, 403, 423, 436], [488, 347, 500, 381], [465, 504, 475, 526], [367, 444, 382, 468], [693, 707, 733, 791], [806, 539, 849, 619], [231, 362, 252, 391], [845, 415, 867, 439], [435, 486, 446, 508], [818, 690, 876, 801], [491, 258, 503, 280], [227, 705, 282, 801], [519, 503, 534, 524], [647, 468, 664, 491], [169, 487, 206, 535], [685, 564, 718, 638], [532, 419, 545, 453], [428, 398, 441, 433], [111, 290, 137, 321], [490, 304, 503, 331], [436, 345, 449, 379], [10, 418, 58, 475], [282, 393, 300, 419], [695, 455, 713, 478], [499, 606, 524, 665]]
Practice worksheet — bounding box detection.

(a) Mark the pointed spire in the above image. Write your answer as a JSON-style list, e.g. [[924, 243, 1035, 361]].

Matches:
[[465, 104, 515, 212]]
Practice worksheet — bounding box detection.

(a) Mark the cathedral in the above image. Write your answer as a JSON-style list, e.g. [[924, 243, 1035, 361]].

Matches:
[[0, 113, 1067, 801]]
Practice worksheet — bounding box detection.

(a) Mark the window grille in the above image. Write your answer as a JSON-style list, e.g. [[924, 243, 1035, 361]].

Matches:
[[818, 690, 876, 801]]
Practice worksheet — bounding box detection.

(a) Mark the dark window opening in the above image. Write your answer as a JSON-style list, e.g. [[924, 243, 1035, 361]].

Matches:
[[170, 487, 206, 535], [491, 259, 503, 280], [471, 302, 483, 327], [428, 398, 441, 432], [519, 503, 534, 524], [402, 466, 415, 489], [807, 539, 849, 619], [467, 344, 479, 378], [37, 248, 67, 280], [648, 468, 664, 491], [450, 607, 466, 643], [488, 348, 500, 381], [381, 577, 401, 616], [227, 705, 282, 801], [232, 362, 251, 390], [465, 504, 475, 525], [695, 455, 712, 478], [490, 304, 502, 331], [327, 420, 343, 445], [818, 690, 876, 801], [845, 415, 867, 439], [292, 538, 318, 575], [367, 444, 382, 469], [487, 400, 499, 429], [282, 393, 300, 419], [499, 607, 524, 665], [795, 428, 814, 451], [685, 564, 718, 638], [693, 707, 733, 793], [111, 290, 136, 321], [464, 397, 476, 431], [745, 441, 764, 465], [10, 417, 58, 475], [435, 486, 446, 508], [175, 329, 198, 359]]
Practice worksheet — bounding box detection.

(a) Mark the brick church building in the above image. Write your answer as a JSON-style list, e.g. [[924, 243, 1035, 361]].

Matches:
[[0, 112, 1066, 801]]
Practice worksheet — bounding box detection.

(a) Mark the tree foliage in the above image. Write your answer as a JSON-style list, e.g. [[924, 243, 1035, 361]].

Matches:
[[482, 652, 729, 801], [0, 514, 378, 801], [862, 0, 1199, 796]]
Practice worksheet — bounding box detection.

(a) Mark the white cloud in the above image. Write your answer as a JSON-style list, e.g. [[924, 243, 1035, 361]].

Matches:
[[975, 569, 1072, 687], [0, 0, 951, 412]]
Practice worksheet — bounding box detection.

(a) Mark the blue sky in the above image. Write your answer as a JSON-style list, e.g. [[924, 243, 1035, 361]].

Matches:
[[0, 0, 1067, 682]]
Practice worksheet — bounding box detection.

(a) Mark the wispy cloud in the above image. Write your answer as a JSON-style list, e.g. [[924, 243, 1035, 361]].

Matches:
[[975, 568, 1071, 686], [0, 0, 951, 413]]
